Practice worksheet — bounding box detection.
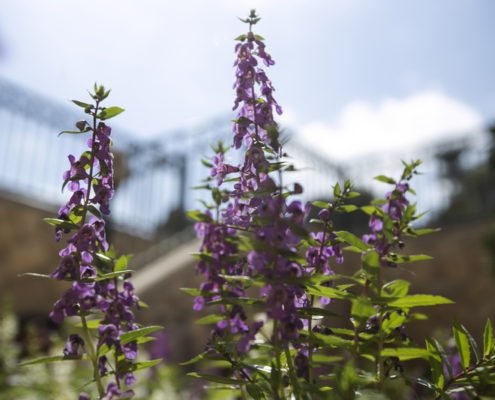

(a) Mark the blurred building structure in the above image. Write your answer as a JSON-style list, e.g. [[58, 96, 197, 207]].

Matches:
[[1, 78, 494, 363]]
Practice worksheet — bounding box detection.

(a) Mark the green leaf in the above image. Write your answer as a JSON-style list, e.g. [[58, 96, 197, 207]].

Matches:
[[98, 106, 125, 120], [75, 319, 102, 329], [350, 297, 375, 323], [484, 318, 493, 358], [335, 205, 358, 213], [195, 315, 226, 325], [180, 350, 214, 366], [297, 307, 342, 319], [312, 201, 329, 209], [246, 383, 264, 400], [362, 251, 381, 275], [188, 372, 244, 385], [305, 285, 354, 301], [459, 323, 481, 363], [390, 254, 433, 263], [383, 280, 410, 297], [72, 100, 92, 109], [335, 231, 370, 251], [453, 319, 471, 369], [19, 354, 84, 367], [311, 332, 354, 350], [374, 175, 396, 184], [386, 294, 453, 308], [94, 270, 135, 281], [380, 347, 432, 360], [425, 337, 444, 388], [186, 210, 212, 223], [333, 182, 341, 197], [18, 272, 51, 279], [180, 288, 202, 296], [58, 130, 87, 137], [405, 376, 439, 393], [115, 255, 133, 272], [43, 218, 79, 230], [132, 358, 163, 371], [119, 326, 163, 346]]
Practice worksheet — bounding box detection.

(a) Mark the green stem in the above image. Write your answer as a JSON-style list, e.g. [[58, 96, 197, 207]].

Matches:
[[284, 347, 302, 399], [273, 319, 285, 400], [80, 312, 105, 397]]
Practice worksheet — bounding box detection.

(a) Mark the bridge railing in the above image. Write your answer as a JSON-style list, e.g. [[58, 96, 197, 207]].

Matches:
[[0, 78, 490, 237]]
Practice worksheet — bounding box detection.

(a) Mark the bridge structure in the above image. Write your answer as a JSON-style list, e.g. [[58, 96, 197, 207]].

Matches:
[[0, 77, 490, 242]]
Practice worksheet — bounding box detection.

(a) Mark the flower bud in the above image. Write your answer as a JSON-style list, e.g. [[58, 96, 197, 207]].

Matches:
[[76, 120, 87, 131], [318, 208, 330, 221]]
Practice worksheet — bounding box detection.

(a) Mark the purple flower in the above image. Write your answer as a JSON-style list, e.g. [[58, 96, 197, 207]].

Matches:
[[63, 334, 85, 356], [103, 383, 134, 399]]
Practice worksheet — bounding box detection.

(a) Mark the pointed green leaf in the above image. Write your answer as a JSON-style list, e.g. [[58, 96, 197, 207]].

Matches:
[[98, 106, 124, 120], [18, 272, 51, 279], [453, 319, 470, 369], [19, 354, 84, 367], [72, 100, 92, 109], [335, 231, 370, 251], [115, 255, 133, 272], [186, 210, 213, 223], [188, 372, 244, 385], [484, 318, 493, 358], [94, 270, 135, 281], [387, 294, 453, 308], [180, 350, 214, 366], [380, 347, 432, 360], [374, 175, 396, 184], [312, 201, 329, 209], [195, 315, 226, 325], [119, 326, 163, 346], [425, 337, 444, 388], [43, 218, 79, 230]]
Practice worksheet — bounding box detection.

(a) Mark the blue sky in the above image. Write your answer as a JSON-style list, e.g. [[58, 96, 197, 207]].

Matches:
[[1, 0, 494, 160]]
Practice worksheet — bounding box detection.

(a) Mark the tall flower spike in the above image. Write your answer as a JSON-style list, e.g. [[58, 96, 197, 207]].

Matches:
[[37, 85, 161, 398]]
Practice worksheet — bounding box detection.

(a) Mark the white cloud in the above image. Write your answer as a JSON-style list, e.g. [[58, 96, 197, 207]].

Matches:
[[297, 90, 482, 161]]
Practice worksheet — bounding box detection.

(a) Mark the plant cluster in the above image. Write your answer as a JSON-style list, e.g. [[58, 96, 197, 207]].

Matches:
[[21, 86, 161, 399], [17, 10, 495, 400], [184, 10, 495, 400]]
